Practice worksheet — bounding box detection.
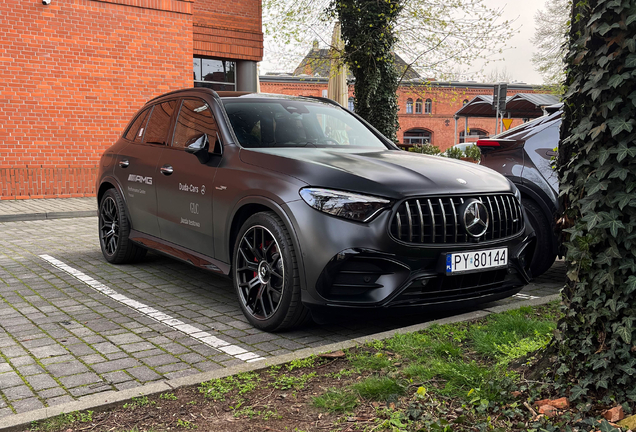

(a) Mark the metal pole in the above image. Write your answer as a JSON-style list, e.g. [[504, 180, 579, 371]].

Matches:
[[464, 117, 468, 144], [454, 116, 458, 145]]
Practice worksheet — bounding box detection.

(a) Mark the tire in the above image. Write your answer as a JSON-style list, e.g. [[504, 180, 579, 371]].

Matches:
[[98, 188, 147, 264], [232, 211, 310, 331], [522, 198, 557, 278]]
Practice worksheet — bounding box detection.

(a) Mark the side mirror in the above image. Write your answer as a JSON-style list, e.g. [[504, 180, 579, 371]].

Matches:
[[185, 134, 210, 164]]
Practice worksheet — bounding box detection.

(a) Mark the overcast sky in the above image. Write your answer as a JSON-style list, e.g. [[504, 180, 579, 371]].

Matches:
[[480, 0, 546, 85]]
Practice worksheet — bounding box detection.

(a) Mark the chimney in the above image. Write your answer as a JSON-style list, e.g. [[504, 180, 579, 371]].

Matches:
[[312, 40, 319, 51]]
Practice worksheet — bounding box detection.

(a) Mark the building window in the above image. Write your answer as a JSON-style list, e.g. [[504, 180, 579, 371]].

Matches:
[[459, 128, 488, 143], [193, 57, 236, 90], [348, 97, 355, 112], [403, 128, 432, 146], [463, 99, 469, 105], [424, 99, 432, 114], [415, 99, 423, 114], [322, 89, 328, 98], [406, 98, 413, 114]]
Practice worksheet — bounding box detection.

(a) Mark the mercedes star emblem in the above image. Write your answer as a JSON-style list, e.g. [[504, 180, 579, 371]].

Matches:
[[463, 200, 489, 238]]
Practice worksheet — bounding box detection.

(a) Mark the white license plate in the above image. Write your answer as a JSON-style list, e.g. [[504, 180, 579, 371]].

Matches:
[[446, 248, 508, 274]]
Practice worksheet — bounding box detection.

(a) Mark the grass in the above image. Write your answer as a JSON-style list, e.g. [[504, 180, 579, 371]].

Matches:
[[352, 376, 405, 400], [312, 388, 359, 413], [29, 411, 94, 431]]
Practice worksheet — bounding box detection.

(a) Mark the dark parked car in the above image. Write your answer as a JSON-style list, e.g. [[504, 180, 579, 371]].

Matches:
[[97, 89, 536, 331], [477, 106, 562, 277]]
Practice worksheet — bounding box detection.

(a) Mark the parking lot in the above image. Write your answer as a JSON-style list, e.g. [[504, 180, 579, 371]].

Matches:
[[0, 215, 564, 420]]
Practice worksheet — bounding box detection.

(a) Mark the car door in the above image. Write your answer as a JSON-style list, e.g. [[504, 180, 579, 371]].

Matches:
[[154, 98, 220, 257], [113, 102, 176, 237]]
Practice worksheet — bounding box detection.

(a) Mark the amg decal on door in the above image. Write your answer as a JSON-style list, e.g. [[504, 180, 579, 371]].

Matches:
[[128, 174, 153, 185]]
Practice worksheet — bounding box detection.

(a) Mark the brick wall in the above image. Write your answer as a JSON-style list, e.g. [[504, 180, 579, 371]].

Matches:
[[0, 0, 193, 199], [193, 0, 262, 61], [260, 80, 530, 150]]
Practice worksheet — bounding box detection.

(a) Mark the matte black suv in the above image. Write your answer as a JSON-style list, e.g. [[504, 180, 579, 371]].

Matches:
[[478, 106, 562, 277], [97, 88, 535, 331]]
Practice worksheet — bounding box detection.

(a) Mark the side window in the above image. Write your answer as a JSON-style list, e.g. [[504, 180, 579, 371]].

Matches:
[[143, 100, 177, 145], [172, 99, 218, 149], [124, 108, 150, 141]]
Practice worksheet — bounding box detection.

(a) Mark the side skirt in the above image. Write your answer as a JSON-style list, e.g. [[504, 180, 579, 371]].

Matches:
[[129, 230, 231, 276]]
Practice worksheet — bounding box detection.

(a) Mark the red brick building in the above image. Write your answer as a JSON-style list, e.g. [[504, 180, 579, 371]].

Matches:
[[0, 0, 262, 199], [260, 75, 536, 151], [259, 46, 538, 150]]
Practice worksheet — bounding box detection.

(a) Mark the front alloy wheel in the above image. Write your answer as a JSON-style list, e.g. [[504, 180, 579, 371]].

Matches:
[[233, 212, 310, 331], [235, 225, 285, 320]]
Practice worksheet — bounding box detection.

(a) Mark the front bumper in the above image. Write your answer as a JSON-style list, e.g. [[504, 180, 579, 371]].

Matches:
[[283, 199, 535, 311]]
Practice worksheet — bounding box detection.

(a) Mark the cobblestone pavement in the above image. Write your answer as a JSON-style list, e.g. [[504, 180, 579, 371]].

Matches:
[[0, 216, 565, 419]]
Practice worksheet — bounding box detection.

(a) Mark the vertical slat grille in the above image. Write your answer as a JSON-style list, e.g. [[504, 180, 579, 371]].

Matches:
[[390, 194, 523, 244]]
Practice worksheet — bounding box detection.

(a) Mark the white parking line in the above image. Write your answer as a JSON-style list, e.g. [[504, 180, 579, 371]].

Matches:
[[39, 255, 265, 363]]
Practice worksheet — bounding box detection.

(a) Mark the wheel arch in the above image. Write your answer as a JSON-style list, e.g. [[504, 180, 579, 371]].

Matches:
[[97, 176, 132, 226], [227, 197, 307, 291]]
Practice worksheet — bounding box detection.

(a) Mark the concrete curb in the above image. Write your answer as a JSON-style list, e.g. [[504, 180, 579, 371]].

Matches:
[[0, 211, 97, 222], [0, 294, 562, 431]]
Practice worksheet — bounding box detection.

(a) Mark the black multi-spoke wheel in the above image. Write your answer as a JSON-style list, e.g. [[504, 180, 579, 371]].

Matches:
[[98, 188, 146, 264], [233, 212, 310, 331]]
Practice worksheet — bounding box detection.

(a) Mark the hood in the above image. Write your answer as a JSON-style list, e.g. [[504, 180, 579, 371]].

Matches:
[[240, 147, 513, 200]]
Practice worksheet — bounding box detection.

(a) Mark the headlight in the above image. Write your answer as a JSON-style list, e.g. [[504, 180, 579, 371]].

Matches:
[[299, 188, 391, 222], [508, 180, 522, 202]]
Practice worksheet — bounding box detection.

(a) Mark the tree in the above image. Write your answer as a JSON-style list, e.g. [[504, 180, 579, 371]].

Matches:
[[530, 0, 570, 86], [262, 0, 514, 140], [555, 0, 636, 401]]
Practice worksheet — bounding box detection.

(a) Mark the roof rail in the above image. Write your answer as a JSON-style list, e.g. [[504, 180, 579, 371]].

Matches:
[[145, 87, 219, 105]]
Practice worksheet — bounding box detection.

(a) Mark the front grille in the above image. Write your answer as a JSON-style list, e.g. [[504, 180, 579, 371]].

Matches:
[[390, 194, 523, 244], [388, 269, 509, 306]]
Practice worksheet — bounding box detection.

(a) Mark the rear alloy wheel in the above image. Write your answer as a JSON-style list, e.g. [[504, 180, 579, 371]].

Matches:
[[522, 198, 557, 278], [233, 212, 309, 331], [99, 188, 146, 264]]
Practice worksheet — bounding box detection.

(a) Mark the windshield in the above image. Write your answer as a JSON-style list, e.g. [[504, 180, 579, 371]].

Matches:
[[222, 99, 389, 149]]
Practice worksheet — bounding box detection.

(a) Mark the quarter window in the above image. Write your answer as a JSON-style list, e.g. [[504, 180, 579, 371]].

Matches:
[[143, 100, 177, 146], [124, 108, 151, 142], [173, 99, 219, 149]]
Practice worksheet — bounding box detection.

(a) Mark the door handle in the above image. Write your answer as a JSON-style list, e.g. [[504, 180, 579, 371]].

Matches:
[[119, 159, 129, 168], [160, 165, 174, 175]]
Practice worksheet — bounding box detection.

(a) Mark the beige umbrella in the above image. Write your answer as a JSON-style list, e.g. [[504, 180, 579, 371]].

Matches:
[[327, 21, 348, 107]]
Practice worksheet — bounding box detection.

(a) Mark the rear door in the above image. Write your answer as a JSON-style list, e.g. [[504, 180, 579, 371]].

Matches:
[[114, 101, 176, 237], [154, 98, 220, 257]]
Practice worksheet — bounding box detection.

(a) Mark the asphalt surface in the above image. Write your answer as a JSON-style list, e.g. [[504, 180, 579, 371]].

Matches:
[[0, 214, 565, 423]]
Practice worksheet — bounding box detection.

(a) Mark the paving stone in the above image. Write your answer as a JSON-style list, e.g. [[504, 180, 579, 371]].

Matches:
[[4, 385, 35, 401], [9, 356, 35, 367], [38, 387, 68, 399], [141, 354, 179, 367], [12, 397, 45, 413], [60, 372, 102, 388], [115, 380, 141, 391], [66, 343, 96, 356], [81, 354, 106, 365], [0, 408, 14, 418], [26, 374, 59, 391], [92, 342, 121, 355], [92, 358, 141, 374], [69, 384, 112, 397], [120, 342, 155, 353], [127, 366, 161, 382], [102, 370, 132, 384], [28, 344, 68, 359], [0, 362, 12, 373], [0, 371, 25, 389], [46, 361, 89, 377]]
